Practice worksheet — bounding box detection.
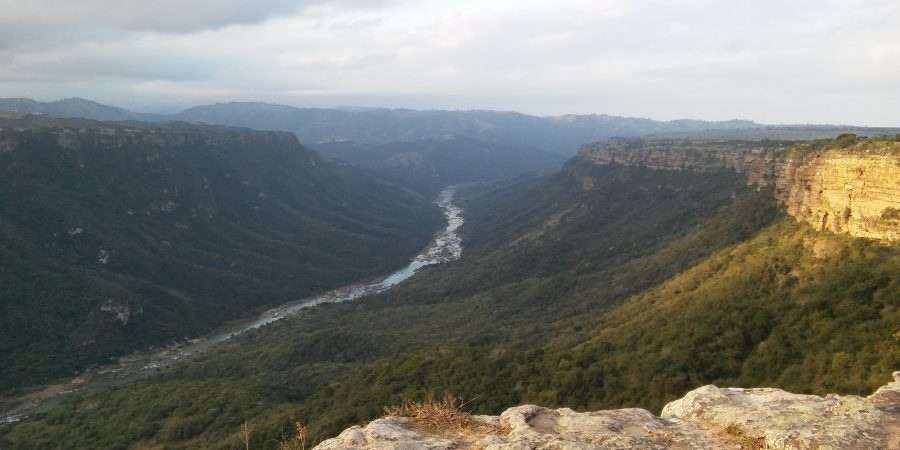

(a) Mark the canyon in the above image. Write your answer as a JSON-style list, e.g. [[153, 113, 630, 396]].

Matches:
[[311, 137, 900, 450], [2, 119, 897, 449]]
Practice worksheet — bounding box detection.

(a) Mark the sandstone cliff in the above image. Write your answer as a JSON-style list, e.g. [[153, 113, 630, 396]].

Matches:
[[775, 143, 900, 241], [576, 138, 900, 242], [315, 372, 900, 449]]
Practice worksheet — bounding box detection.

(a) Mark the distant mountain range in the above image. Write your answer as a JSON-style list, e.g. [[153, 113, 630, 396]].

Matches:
[[170, 102, 760, 155], [4, 98, 896, 157], [0, 98, 153, 122]]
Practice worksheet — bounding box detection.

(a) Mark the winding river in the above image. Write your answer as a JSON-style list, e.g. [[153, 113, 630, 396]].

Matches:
[[0, 187, 464, 425]]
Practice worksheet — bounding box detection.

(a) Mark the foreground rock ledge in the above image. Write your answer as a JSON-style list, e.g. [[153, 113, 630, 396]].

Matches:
[[315, 372, 900, 449]]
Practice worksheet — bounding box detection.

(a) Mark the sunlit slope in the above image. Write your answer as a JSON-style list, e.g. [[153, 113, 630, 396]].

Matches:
[[565, 217, 899, 409], [298, 216, 898, 436]]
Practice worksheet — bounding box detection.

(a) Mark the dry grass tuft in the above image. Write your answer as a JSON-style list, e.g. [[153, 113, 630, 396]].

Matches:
[[384, 394, 507, 437]]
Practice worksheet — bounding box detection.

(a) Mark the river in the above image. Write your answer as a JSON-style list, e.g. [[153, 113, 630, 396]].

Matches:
[[0, 186, 463, 425]]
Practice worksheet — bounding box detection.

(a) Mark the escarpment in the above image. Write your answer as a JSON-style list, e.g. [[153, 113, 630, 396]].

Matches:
[[0, 115, 302, 155], [576, 138, 900, 242], [776, 146, 900, 241]]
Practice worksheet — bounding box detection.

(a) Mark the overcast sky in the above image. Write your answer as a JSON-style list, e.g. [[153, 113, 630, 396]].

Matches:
[[1, 0, 898, 125]]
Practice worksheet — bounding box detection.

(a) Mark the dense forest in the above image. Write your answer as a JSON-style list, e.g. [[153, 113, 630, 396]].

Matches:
[[0, 116, 441, 393]]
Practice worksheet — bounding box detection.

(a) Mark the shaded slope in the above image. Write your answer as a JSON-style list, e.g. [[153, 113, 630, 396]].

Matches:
[[0, 116, 441, 392]]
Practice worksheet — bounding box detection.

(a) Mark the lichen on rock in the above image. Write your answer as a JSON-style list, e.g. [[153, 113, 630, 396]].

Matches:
[[314, 372, 900, 449]]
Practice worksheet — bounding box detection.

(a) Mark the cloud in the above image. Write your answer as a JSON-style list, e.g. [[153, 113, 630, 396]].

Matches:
[[0, 0, 898, 124], [0, 0, 387, 34]]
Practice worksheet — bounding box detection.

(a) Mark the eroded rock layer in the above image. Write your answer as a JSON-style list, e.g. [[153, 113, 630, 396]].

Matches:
[[775, 148, 900, 241], [315, 372, 900, 449], [576, 139, 900, 242]]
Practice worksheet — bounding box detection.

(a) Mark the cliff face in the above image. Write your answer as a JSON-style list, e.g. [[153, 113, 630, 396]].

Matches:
[[576, 139, 900, 242], [775, 146, 900, 241], [575, 140, 786, 180], [315, 372, 900, 450]]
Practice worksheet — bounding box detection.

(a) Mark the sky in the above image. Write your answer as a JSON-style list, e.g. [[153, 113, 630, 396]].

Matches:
[[0, 0, 898, 125]]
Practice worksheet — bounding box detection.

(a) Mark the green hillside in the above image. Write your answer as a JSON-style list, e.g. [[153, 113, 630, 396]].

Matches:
[[0, 116, 441, 392], [2, 138, 897, 450]]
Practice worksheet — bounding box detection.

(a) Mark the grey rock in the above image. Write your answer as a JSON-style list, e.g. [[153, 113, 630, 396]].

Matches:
[[315, 372, 900, 449]]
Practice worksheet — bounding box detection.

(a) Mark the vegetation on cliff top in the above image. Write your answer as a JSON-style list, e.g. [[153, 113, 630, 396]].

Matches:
[[789, 133, 900, 155]]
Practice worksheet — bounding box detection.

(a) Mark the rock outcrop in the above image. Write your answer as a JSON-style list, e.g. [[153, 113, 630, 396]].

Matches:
[[576, 140, 786, 183], [775, 146, 900, 241], [576, 138, 900, 242], [315, 372, 900, 449]]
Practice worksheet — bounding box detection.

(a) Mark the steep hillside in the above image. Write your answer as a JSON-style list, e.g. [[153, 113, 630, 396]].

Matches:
[[314, 137, 564, 191], [0, 116, 441, 392], [533, 214, 899, 409], [3, 137, 898, 450]]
